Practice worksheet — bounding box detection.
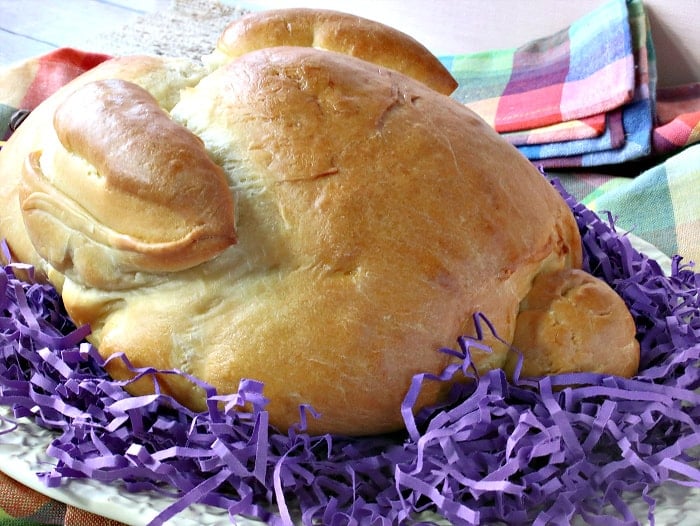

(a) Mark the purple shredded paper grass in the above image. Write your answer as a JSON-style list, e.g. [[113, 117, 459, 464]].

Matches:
[[1, 179, 699, 525]]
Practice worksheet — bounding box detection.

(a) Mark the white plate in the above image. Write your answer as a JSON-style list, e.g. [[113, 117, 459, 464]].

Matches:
[[0, 236, 687, 525], [4, 396, 700, 526], [0, 405, 243, 526]]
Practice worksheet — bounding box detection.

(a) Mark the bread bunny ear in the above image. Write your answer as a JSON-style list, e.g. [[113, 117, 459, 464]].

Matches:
[[211, 8, 458, 96], [19, 79, 236, 290]]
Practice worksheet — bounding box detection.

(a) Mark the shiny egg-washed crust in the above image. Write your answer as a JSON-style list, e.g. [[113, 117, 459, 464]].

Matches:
[[0, 55, 211, 288], [506, 269, 640, 379], [0, 10, 640, 436], [211, 8, 458, 96], [20, 79, 236, 290]]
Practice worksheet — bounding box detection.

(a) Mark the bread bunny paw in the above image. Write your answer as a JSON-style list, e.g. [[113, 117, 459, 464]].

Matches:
[[506, 268, 640, 380]]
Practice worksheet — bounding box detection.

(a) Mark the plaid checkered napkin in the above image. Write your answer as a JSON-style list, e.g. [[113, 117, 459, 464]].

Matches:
[[653, 83, 700, 154], [0, 48, 110, 142], [501, 113, 608, 146], [536, 0, 656, 168], [518, 109, 625, 161], [443, 0, 654, 167], [557, 143, 700, 267], [442, 0, 700, 168], [444, 0, 636, 133]]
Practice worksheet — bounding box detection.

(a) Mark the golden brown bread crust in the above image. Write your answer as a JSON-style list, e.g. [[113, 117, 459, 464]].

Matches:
[[212, 8, 458, 96], [0, 55, 209, 285], [0, 12, 640, 436], [19, 79, 235, 289], [506, 269, 640, 379], [67, 47, 584, 435]]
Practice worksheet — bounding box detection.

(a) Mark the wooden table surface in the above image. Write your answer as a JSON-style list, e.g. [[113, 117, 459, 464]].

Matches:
[[0, 0, 170, 66], [1, 0, 698, 87]]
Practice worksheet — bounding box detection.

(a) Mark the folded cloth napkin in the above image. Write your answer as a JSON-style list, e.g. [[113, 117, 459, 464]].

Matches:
[[556, 143, 700, 266], [443, 0, 636, 134], [518, 109, 625, 160], [443, 0, 667, 168], [517, 1, 700, 165], [537, 0, 657, 168], [653, 83, 700, 154], [501, 112, 608, 146], [0, 47, 111, 142]]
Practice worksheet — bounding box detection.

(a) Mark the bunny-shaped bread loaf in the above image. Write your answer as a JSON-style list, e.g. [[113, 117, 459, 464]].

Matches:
[[0, 9, 639, 435]]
